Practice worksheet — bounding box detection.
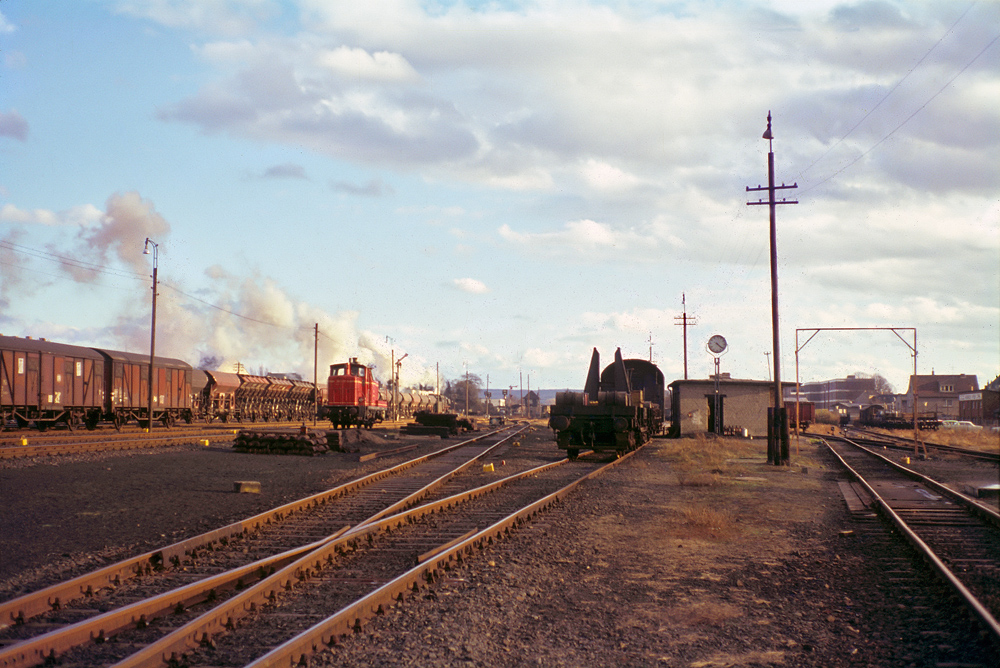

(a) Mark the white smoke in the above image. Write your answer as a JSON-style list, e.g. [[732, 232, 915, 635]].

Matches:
[[3, 190, 439, 388]]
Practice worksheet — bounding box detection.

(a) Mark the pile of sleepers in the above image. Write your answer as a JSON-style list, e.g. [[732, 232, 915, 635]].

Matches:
[[233, 429, 334, 456]]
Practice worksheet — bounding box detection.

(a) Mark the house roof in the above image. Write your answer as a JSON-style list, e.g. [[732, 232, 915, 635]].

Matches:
[[905, 374, 978, 397]]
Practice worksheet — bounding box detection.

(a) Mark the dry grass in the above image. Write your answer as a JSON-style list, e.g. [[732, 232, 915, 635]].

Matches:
[[925, 428, 1000, 452], [659, 434, 762, 483], [681, 506, 737, 532]]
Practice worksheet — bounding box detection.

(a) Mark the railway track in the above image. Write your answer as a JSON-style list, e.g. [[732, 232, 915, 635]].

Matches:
[[0, 420, 372, 459], [824, 434, 1000, 662], [846, 427, 1000, 463], [0, 425, 619, 667]]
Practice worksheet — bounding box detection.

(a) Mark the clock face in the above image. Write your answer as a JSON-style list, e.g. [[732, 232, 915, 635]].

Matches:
[[708, 335, 728, 354]]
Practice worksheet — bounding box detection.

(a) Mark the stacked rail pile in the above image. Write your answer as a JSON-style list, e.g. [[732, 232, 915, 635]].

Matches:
[[233, 429, 333, 456], [400, 412, 478, 438]]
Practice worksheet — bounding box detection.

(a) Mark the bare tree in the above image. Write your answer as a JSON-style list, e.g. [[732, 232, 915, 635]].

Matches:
[[871, 373, 894, 395], [444, 374, 484, 414]]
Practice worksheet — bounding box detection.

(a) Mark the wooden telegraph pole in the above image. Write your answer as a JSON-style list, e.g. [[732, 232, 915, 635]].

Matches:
[[747, 112, 797, 465]]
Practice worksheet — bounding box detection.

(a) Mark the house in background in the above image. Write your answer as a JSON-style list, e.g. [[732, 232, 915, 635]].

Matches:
[[959, 375, 999, 427], [900, 373, 978, 420]]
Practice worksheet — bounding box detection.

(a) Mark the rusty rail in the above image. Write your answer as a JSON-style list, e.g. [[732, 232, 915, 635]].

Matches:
[[0, 426, 523, 668]]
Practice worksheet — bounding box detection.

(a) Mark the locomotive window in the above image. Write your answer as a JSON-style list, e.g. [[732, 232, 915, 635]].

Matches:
[[358, 368, 366, 378]]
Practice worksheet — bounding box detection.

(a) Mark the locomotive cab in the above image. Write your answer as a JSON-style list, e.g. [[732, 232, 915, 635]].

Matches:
[[324, 358, 387, 428]]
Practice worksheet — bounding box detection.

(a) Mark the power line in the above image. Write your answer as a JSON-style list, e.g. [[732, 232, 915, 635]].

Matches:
[[800, 30, 1000, 197], [795, 2, 979, 181], [0, 239, 147, 282]]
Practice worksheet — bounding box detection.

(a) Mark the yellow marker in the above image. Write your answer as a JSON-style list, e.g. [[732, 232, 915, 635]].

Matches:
[[483, 463, 495, 473], [903, 457, 910, 465], [200, 439, 210, 447], [20, 437, 28, 446]]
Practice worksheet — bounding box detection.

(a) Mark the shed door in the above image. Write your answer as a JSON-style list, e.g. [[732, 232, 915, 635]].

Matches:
[[707, 395, 725, 434]]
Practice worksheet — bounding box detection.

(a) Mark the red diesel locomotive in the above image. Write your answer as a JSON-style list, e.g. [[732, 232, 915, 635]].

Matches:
[[321, 358, 388, 428]]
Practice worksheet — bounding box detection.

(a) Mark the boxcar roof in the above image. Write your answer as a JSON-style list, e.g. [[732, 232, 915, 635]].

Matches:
[[93, 347, 192, 370], [0, 335, 105, 360]]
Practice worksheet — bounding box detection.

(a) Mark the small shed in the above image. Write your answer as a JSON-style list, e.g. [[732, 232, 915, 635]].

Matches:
[[668, 377, 794, 438]]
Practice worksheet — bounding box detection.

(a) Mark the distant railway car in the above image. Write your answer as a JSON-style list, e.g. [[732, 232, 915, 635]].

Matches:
[[0, 335, 106, 430], [95, 348, 193, 428], [322, 358, 387, 428], [858, 405, 940, 430], [548, 348, 664, 459], [785, 400, 814, 429]]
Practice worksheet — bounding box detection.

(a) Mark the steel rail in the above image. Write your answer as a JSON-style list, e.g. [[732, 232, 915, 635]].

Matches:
[[830, 434, 1000, 528], [847, 427, 1000, 463], [110, 447, 564, 668], [0, 427, 523, 668], [822, 436, 1000, 644], [244, 448, 642, 668], [0, 426, 514, 628]]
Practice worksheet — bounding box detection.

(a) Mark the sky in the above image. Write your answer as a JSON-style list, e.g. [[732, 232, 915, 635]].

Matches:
[[0, 0, 997, 396]]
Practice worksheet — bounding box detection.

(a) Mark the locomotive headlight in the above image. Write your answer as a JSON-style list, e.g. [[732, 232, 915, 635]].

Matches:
[[550, 416, 570, 431], [613, 417, 628, 432]]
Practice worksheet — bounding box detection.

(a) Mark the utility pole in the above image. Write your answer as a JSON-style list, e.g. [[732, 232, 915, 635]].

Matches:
[[674, 293, 696, 380], [142, 238, 158, 432], [313, 323, 318, 426], [747, 111, 797, 465]]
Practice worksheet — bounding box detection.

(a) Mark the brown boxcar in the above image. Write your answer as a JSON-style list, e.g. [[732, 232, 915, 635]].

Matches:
[[95, 348, 192, 428], [0, 335, 105, 430]]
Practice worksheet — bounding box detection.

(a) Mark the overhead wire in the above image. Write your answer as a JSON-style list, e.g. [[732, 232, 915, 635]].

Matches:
[[794, 1, 980, 181], [0, 238, 320, 334], [799, 30, 1000, 197]]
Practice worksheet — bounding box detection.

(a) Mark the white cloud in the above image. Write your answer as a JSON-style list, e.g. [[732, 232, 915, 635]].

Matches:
[[579, 159, 642, 192], [115, 0, 278, 35], [0, 10, 16, 34], [0, 203, 103, 227], [317, 47, 420, 83], [451, 277, 489, 294]]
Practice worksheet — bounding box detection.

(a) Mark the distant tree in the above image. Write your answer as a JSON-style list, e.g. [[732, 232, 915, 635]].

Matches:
[[871, 373, 894, 395], [445, 373, 484, 414], [855, 371, 894, 396], [815, 409, 840, 425]]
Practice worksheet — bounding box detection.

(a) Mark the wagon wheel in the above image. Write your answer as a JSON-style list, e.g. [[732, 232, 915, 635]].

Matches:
[[66, 414, 76, 432], [566, 449, 579, 460], [113, 414, 124, 432], [86, 414, 100, 431]]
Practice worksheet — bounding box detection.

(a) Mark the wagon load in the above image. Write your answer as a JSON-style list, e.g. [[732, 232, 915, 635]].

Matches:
[[233, 428, 329, 456]]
